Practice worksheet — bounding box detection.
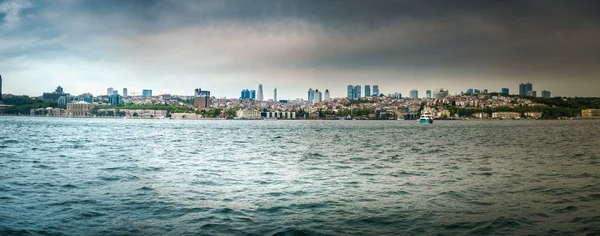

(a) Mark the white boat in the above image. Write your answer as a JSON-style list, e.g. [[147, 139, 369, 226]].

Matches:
[[419, 112, 434, 124]]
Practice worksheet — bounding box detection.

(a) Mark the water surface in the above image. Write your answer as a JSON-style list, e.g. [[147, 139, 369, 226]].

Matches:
[[1, 117, 599, 235]]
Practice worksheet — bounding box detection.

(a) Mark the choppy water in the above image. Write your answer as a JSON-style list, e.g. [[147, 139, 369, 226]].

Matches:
[[1, 117, 599, 235]]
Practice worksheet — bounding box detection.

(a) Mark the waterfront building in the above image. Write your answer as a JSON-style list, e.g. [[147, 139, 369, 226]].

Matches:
[[236, 109, 261, 119], [324, 89, 330, 101], [108, 94, 123, 106], [142, 89, 152, 97], [472, 112, 489, 119], [541, 90, 551, 98], [527, 90, 537, 97], [250, 90, 256, 99], [502, 88, 509, 95], [582, 109, 600, 119], [372, 85, 379, 96], [492, 112, 521, 119], [410, 90, 418, 99], [67, 101, 96, 117], [426, 90, 432, 99], [123, 88, 128, 97], [365, 85, 371, 97], [257, 84, 263, 101], [43, 86, 70, 101], [107, 87, 113, 96], [519, 83, 533, 96], [525, 112, 542, 119], [433, 88, 449, 98], [274, 88, 277, 102]]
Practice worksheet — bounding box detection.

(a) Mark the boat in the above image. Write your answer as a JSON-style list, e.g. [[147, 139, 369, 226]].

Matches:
[[419, 112, 434, 124]]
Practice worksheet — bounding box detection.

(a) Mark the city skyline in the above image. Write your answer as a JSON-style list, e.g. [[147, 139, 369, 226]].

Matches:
[[1, 0, 600, 98]]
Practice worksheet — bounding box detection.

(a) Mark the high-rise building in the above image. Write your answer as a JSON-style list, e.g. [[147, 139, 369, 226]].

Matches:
[[433, 88, 449, 98], [113, 90, 118, 96], [474, 89, 481, 95], [257, 84, 264, 101], [410, 90, 418, 99], [240, 89, 251, 99], [353, 85, 361, 99], [502, 88, 509, 95], [372, 85, 379, 96], [107, 87, 114, 96], [467, 88, 474, 94], [426, 90, 432, 99], [313, 89, 320, 104], [519, 83, 533, 96], [142, 90, 152, 97], [77, 93, 94, 103], [250, 90, 256, 99], [483, 89, 488, 95], [193, 88, 211, 109], [58, 95, 70, 105], [308, 88, 315, 103], [347, 85, 353, 99], [527, 90, 537, 97], [123, 88, 128, 97], [365, 85, 371, 97], [392, 93, 402, 99], [274, 88, 277, 101], [43, 86, 70, 101], [324, 89, 330, 101], [541, 90, 551, 98], [108, 94, 123, 106], [0, 74, 3, 100]]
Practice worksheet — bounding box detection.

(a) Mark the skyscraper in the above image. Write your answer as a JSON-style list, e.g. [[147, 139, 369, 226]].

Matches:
[[108, 94, 123, 106], [347, 85, 353, 99], [250, 90, 256, 99], [467, 88, 474, 94], [274, 88, 277, 101], [426, 90, 432, 99], [324, 89, 330, 101], [483, 89, 488, 95], [308, 88, 315, 102], [542, 90, 551, 98], [313, 89, 320, 104], [519, 83, 533, 96], [142, 89, 152, 97], [240, 89, 251, 99], [353, 85, 361, 99], [502, 88, 509, 95], [527, 91, 537, 97], [410, 90, 418, 99], [365, 85, 371, 97], [372, 85, 379, 96], [123, 88, 128, 97], [257, 84, 263, 101], [107, 87, 114, 96]]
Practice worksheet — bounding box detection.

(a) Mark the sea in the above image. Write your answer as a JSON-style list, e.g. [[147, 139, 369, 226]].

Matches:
[[1, 117, 599, 236]]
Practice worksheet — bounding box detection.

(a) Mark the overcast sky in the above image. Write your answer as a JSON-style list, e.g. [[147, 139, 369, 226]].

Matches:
[[1, 0, 599, 99]]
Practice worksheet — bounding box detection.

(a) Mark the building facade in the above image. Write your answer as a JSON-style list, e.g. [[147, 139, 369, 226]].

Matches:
[[502, 88, 509, 95], [123, 88, 128, 97], [324, 89, 330, 101], [519, 83, 533, 96], [426, 90, 432, 99], [108, 94, 123, 106], [582, 109, 600, 119], [492, 112, 521, 119], [67, 102, 96, 117], [527, 90, 537, 97], [142, 89, 153, 97], [410, 90, 418, 99], [541, 90, 551, 98], [372, 85, 379, 96]]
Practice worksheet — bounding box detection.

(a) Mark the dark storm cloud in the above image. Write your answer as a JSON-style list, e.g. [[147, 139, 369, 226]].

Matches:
[[1, 0, 600, 97]]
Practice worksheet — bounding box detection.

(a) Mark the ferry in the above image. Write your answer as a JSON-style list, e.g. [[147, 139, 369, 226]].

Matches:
[[419, 112, 434, 124]]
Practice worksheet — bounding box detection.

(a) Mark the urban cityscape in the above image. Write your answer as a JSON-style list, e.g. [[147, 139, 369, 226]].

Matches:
[[1, 74, 598, 120]]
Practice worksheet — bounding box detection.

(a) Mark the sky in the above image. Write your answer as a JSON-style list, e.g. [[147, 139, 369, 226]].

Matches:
[[1, 0, 599, 99]]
